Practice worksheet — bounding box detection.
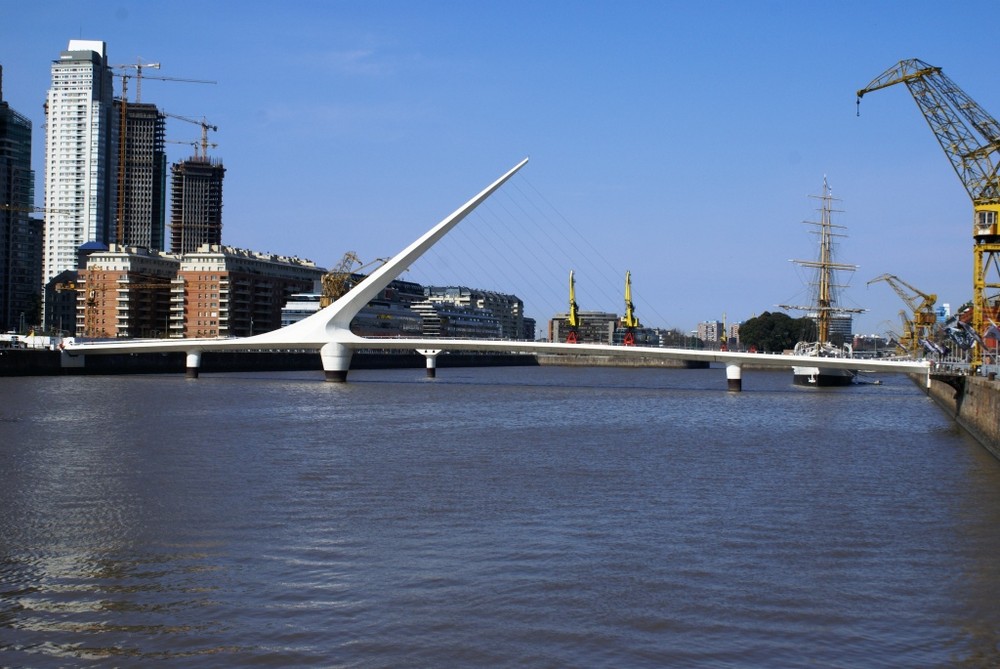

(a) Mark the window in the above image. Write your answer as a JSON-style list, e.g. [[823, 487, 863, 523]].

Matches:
[[976, 210, 997, 234]]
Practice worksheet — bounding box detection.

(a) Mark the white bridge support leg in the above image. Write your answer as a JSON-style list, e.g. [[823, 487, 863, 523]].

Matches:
[[185, 351, 202, 379], [321, 342, 353, 382], [417, 349, 442, 378], [726, 363, 742, 392]]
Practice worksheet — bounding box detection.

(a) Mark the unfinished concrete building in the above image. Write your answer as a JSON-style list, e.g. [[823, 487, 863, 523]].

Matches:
[[169, 157, 225, 255], [115, 101, 166, 250]]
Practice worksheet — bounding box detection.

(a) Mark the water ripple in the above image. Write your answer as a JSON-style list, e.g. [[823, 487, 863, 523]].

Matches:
[[1, 368, 999, 666]]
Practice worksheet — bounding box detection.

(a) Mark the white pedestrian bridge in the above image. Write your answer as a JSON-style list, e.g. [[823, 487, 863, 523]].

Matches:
[[61, 158, 931, 391]]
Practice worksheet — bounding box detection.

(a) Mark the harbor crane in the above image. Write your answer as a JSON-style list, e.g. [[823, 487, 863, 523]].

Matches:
[[621, 271, 639, 345], [857, 59, 1000, 370], [867, 273, 938, 357], [566, 270, 581, 343], [320, 252, 389, 307]]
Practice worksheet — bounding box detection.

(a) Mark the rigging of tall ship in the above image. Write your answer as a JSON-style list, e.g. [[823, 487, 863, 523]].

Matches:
[[780, 178, 865, 386]]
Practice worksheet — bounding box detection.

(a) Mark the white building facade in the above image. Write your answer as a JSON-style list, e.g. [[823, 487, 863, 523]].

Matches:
[[42, 40, 116, 287]]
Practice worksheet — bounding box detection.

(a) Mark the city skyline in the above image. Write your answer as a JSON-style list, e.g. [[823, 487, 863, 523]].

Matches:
[[1, 2, 996, 334]]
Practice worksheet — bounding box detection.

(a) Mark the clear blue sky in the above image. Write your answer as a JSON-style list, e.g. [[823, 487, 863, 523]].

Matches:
[[2, 1, 995, 336]]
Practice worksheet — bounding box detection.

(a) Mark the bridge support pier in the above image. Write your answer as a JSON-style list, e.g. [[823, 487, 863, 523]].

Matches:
[[417, 349, 442, 378], [321, 342, 353, 382], [726, 363, 742, 392], [186, 351, 201, 379], [59, 350, 85, 369]]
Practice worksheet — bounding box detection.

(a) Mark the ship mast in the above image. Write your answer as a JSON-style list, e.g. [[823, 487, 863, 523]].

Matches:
[[816, 179, 835, 343], [780, 178, 864, 344]]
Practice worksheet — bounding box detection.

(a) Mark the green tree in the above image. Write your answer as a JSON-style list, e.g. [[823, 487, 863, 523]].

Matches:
[[739, 311, 816, 353]]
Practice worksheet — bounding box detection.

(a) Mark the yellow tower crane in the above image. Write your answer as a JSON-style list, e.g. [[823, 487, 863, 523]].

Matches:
[[857, 59, 1000, 370], [866, 273, 938, 357], [165, 138, 217, 160], [164, 112, 219, 159], [566, 270, 581, 343]]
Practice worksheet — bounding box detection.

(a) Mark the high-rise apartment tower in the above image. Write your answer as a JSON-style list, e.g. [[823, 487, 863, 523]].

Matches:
[[42, 40, 116, 287], [0, 64, 41, 332]]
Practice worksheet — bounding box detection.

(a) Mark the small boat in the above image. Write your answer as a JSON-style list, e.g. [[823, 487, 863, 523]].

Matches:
[[780, 178, 864, 387]]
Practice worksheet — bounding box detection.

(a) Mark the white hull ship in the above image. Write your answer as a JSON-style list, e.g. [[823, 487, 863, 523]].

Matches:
[[790, 341, 856, 386], [781, 179, 864, 387]]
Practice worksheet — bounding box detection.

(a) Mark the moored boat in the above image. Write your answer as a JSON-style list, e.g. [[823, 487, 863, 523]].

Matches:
[[790, 341, 856, 386]]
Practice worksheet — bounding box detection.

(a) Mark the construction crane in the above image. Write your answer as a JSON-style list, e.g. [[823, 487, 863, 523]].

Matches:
[[114, 74, 130, 245], [857, 59, 1000, 370], [566, 270, 581, 343], [320, 252, 388, 307], [112, 60, 216, 103], [164, 112, 218, 159], [111, 64, 214, 245], [621, 270, 639, 345], [54, 277, 109, 338], [113, 60, 160, 102], [1, 203, 71, 216], [62, 277, 174, 338], [867, 273, 939, 357], [165, 138, 217, 160]]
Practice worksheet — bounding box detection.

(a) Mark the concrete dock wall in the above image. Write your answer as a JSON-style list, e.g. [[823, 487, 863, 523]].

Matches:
[[921, 374, 1000, 461]]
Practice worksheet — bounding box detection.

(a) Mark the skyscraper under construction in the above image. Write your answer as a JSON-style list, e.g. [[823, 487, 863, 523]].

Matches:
[[115, 101, 167, 250], [170, 156, 225, 254]]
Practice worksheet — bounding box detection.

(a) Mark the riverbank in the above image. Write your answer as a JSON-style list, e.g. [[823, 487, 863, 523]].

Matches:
[[920, 373, 1000, 461]]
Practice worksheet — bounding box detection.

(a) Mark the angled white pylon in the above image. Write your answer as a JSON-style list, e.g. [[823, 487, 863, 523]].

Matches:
[[249, 157, 530, 347]]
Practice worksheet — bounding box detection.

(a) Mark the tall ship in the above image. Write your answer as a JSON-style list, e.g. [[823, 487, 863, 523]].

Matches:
[[780, 179, 864, 386]]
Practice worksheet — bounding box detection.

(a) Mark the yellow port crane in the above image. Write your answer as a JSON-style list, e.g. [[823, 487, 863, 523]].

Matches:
[[857, 59, 1000, 370], [621, 270, 640, 345], [566, 270, 580, 343], [320, 252, 388, 307], [867, 273, 938, 357]]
